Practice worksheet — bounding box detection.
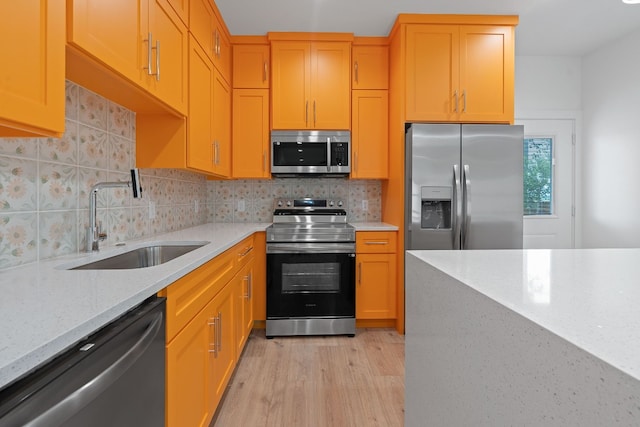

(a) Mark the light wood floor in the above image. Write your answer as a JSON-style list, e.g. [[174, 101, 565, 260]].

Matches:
[[211, 328, 405, 427]]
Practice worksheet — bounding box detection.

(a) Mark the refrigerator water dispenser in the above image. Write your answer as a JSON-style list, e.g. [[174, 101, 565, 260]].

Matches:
[[420, 186, 452, 229]]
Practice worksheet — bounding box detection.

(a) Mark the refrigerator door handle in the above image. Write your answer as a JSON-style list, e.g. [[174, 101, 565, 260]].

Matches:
[[453, 164, 462, 249], [462, 164, 471, 249]]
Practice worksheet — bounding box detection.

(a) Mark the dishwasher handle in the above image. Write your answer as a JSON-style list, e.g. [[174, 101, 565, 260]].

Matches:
[[25, 311, 164, 427]]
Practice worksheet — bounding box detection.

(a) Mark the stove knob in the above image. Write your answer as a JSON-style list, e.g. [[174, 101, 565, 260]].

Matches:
[[329, 200, 335, 207], [277, 201, 283, 207], [337, 200, 343, 207], [286, 201, 292, 207]]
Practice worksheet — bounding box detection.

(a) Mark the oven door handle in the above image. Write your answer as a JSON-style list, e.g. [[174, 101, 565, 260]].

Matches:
[[267, 242, 355, 254]]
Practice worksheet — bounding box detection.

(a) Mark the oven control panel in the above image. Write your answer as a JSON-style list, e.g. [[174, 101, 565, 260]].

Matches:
[[274, 198, 344, 209]]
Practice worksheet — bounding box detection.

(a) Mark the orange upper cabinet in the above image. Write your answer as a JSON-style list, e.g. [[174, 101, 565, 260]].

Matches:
[[189, 0, 231, 84], [352, 90, 388, 179], [404, 19, 515, 123], [0, 0, 65, 137], [352, 44, 389, 90], [270, 36, 351, 130], [166, 0, 188, 25], [68, 0, 188, 115], [233, 43, 270, 89], [212, 68, 231, 177]]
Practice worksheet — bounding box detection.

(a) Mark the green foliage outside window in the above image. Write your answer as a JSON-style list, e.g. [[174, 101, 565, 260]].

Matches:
[[524, 138, 552, 215]]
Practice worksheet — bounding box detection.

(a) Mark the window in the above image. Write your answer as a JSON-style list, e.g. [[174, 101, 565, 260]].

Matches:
[[523, 137, 553, 215]]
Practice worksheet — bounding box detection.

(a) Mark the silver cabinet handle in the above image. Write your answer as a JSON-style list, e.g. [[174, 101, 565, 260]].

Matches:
[[354, 60, 359, 83], [214, 141, 219, 165], [155, 40, 160, 81], [217, 311, 222, 352], [365, 241, 388, 245], [144, 33, 154, 76], [462, 164, 471, 249], [239, 246, 253, 257], [358, 262, 362, 285], [263, 61, 268, 82], [208, 317, 217, 354], [462, 90, 466, 113], [211, 141, 216, 165], [453, 90, 458, 113], [453, 164, 462, 249], [27, 312, 163, 427], [248, 272, 252, 299], [313, 100, 317, 126], [305, 101, 308, 127]]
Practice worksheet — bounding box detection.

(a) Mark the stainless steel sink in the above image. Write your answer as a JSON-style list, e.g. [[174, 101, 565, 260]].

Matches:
[[69, 242, 208, 270]]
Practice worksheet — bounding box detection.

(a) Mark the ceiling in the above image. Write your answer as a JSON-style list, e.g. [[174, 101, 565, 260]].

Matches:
[[214, 0, 640, 56]]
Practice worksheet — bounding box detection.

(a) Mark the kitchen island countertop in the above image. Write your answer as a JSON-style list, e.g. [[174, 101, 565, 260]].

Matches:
[[405, 248, 640, 426], [0, 223, 268, 389]]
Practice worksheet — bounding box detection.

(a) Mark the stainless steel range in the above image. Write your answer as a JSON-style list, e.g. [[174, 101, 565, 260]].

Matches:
[[265, 198, 356, 338]]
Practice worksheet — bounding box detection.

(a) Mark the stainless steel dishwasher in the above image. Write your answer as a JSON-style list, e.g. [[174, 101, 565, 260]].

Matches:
[[0, 296, 165, 427]]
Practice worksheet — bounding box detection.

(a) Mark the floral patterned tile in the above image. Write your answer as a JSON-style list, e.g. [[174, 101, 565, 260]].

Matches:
[[65, 81, 79, 121], [233, 180, 252, 199], [0, 213, 37, 268], [149, 203, 165, 235], [215, 181, 233, 203], [0, 138, 38, 159], [78, 167, 108, 209], [40, 119, 78, 165], [330, 180, 350, 200], [0, 157, 37, 212], [105, 208, 130, 245], [107, 171, 133, 208], [253, 200, 273, 223], [78, 124, 108, 169], [108, 134, 131, 172], [39, 162, 77, 211], [108, 100, 132, 139], [270, 180, 290, 199], [164, 205, 178, 232], [39, 210, 77, 260], [206, 203, 215, 223], [233, 200, 252, 223], [215, 202, 233, 223], [78, 86, 107, 131], [129, 207, 149, 239]]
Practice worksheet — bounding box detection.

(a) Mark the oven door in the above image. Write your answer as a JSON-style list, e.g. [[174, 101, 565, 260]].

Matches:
[[266, 243, 355, 318]]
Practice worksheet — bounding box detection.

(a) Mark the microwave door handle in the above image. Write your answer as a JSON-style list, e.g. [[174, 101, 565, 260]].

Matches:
[[326, 138, 331, 172]]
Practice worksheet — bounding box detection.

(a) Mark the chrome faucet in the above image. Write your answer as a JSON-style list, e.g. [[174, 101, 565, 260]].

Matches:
[[86, 168, 143, 252]]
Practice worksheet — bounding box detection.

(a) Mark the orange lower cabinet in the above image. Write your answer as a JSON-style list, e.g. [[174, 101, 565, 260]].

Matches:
[[166, 308, 210, 427], [234, 260, 254, 355], [356, 253, 397, 319], [208, 280, 236, 412]]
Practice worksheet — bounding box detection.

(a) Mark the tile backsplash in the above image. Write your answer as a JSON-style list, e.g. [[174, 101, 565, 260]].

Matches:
[[0, 81, 381, 270]]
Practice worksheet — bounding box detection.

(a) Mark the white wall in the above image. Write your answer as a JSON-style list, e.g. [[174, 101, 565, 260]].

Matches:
[[582, 27, 640, 247]]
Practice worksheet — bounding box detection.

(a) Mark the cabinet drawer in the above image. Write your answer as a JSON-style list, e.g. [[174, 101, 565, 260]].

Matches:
[[356, 231, 397, 253], [235, 235, 256, 269], [163, 248, 236, 342]]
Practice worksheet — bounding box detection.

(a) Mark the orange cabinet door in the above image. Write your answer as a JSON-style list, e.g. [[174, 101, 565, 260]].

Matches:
[[458, 25, 514, 123], [234, 260, 254, 356], [212, 69, 231, 177], [212, 12, 231, 84], [166, 308, 211, 427], [232, 89, 270, 178], [0, 0, 64, 137], [310, 42, 351, 130], [271, 41, 311, 129], [352, 45, 388, 90], [187, 37, 215, 174], [405, 24, 459, 122], [189, 0, 215, 57], [146, 0, 188, 115], [166, 0, 188, 25], [67, 0, 142, 85], [208, 282, 236, 412], [233, 44, 270, 89], [351, 90, 388, 179], [356, 253, 397, 319]]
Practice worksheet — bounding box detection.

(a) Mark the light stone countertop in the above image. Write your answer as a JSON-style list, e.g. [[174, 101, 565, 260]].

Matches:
[[407, 248, 640, 381], [0, 223, 269, 389], [405, 248, 640, 425], [351, 222, 398, 231]]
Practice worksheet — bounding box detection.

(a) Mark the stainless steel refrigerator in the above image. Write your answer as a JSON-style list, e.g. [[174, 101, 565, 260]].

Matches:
[[405, 124, 523, 250]]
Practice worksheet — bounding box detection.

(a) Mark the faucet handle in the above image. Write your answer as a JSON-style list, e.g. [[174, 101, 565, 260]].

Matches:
[[97, 221, 107, 241]]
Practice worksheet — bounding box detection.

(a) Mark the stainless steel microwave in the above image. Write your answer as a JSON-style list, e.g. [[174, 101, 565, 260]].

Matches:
[[271, 130, 350, 176]]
